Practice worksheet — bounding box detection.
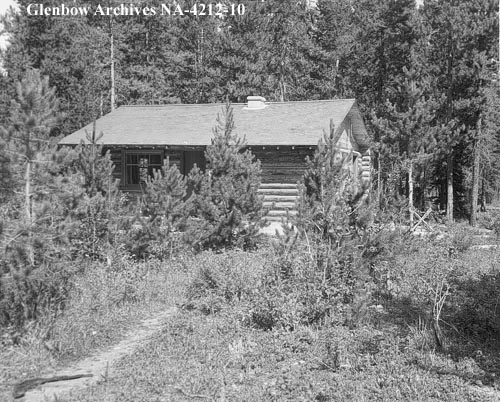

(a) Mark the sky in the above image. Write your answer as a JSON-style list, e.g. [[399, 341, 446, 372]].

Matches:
[[0, 0, 18, 50], [0, 0, 17, 15]]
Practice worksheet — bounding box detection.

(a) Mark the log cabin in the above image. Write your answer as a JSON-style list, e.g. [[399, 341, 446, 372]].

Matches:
[[59, 96, 371, 220]]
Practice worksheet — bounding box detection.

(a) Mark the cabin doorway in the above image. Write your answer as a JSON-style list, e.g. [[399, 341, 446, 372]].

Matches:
[[183, 150, 206, 197]]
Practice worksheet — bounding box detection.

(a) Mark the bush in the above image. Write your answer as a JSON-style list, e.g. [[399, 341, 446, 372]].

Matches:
[[247, 237, 362, 331], [448, 270, 500, 342], [246, 130, 377, 331], [182, 241, 366, 331], [185, 250, 266, 314], [0, 259, 79, 337]]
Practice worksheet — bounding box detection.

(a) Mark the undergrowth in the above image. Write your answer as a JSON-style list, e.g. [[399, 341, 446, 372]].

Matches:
[[0, 255, 189, 400]]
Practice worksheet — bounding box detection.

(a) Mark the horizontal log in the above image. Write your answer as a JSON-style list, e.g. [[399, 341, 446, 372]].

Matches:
[[260, 183, 298, 189], [267, 210, 297, 216], [259, 190, 299, 197], [260, 195, 298, 202], [263, 202, 296, 210]]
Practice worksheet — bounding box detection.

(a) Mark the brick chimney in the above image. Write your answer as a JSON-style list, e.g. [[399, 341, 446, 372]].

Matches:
[[245, 96, 267, 110]]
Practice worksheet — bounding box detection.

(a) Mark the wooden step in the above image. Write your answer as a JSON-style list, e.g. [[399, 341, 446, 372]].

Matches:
[[267, 210, 297, 217], [260, 183, 299, 220], [263, 202, 296, 210], [260, 183, 298, 189], [262, 195, 298, 202], [259, 188, 299, 196]]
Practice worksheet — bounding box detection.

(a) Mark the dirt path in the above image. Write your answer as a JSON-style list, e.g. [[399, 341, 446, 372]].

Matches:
[[18, 307, 177, 402]]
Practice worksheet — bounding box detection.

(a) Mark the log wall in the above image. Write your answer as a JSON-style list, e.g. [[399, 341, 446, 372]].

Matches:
[[250, 146, 314, 184], [106, 148, 122, 183], [106, 146, 371, 192]]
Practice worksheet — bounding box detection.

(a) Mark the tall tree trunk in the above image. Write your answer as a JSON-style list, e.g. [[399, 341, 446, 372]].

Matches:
[[110, 16, 116, 111], [446, 152, 454, 223], [409, 160, 414, 229], [279, 77, 285, 102], [25, 160, 31, 224], [470, 118, 481, 226], [377, 153, 381, 207], [480, 173, 486, 212], [25, 160, 34, 265]]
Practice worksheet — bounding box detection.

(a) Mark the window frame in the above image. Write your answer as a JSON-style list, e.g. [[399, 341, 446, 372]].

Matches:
[[123, 149, 164, 189]]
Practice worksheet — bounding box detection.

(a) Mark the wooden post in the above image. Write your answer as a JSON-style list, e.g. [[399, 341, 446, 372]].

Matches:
[[411, 208, 433, 233]]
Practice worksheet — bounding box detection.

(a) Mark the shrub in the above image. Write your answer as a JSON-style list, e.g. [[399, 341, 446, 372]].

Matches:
[[248, 129, 377, 331], [184, 250, 266, 314], [0, 258, 79, 336], [247, 239, 360, 331], [448, 270, 500, 342]]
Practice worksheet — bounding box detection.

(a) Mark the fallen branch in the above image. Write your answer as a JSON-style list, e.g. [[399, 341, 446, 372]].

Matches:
[[13, 374, 93, 399]]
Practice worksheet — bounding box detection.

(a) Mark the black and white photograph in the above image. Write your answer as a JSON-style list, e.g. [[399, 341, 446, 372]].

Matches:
[[0, 0, 499, 400]]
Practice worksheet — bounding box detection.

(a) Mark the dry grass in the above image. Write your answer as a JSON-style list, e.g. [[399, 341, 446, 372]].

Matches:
[[51, 242, 500, 402], [0, 256, 190, 402], [56, 310, 498, 402], [3, 227, 500, 402]]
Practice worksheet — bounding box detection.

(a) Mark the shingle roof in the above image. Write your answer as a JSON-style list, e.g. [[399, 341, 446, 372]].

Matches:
[[59, 99, 369, 151]]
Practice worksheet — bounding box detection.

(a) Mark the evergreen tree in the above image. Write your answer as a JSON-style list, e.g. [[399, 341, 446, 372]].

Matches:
[[2, 69, 60, 257], [470, 77, 500, 224], [129, 159, 188, 259], [213, 2, 274, 102], [260, 0, 320, 101], [423, 0, 498, 221], [0, 71, 85, 328], [69, 123, 122, 260], [75, 122, 117, 197], [314, 0, 362, 99], [298, 127, 371, 243], [315, 0, 422, 209], [372, 16, 439, 214], [0, 136, 13, 204], [187, 103, 265, 250]]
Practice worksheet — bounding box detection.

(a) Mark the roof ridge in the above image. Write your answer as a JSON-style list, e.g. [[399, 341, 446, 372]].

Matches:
[[117, 99, 355, 108]]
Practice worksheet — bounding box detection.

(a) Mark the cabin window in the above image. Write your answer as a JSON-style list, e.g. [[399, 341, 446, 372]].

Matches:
[[125, 151, 162, 185]]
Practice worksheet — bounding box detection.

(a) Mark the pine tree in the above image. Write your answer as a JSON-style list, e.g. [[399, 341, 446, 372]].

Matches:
[[1, 69, 60, 264], [298, 127, 370, 244], [187, 103, 265, 250], [130, 159, 188, 259], [372, 20, 440, 218], [0, 70, 84, 328], [423, 0, 498, 222], [470, 77, 500, 224], [68, 122, 122, 260], [213, 2, 274, 102], [2, 0, 121, 132], [0, 136, 13, 204], [76, 122, 117, 198]]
